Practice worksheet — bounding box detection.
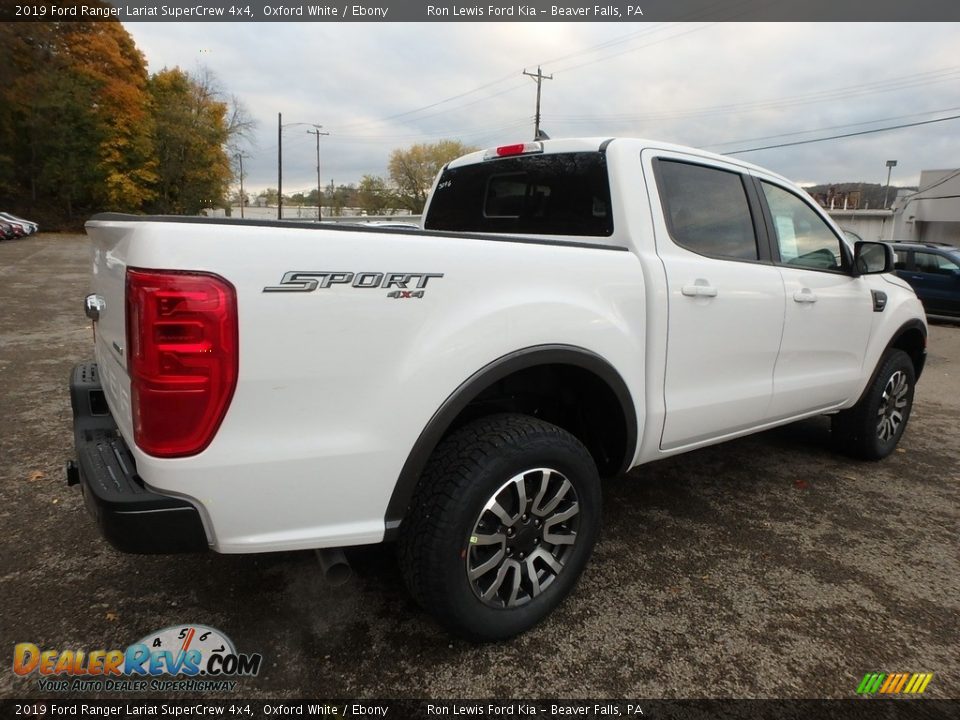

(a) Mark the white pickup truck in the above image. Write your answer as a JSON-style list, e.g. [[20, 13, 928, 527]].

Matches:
[[70, 138, 927, 640]]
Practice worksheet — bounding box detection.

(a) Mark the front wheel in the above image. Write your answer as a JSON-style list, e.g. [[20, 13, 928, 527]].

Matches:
[[832, 349, 916, 460], [398, 414, 601, 641]]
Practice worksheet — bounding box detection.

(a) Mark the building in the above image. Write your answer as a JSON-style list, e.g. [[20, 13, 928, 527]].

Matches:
[[892, 169, 960, 244], [826, 208, 893, 242]]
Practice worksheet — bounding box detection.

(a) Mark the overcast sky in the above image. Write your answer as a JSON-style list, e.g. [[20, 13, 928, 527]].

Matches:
[[124, 21, 960, 195]]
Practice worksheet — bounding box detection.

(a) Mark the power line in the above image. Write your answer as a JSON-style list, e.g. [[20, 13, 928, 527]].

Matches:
[[901, 169, 960, 201], [705, 105, 960, 150], [332, 118, 534, 143], [550, 22, 718, 76], [548, 65, 960, 125], [331, 23, 718, 133], [334, 81, 529, 136], [723, 113, 960, 155], [333, 73, 518, 131]]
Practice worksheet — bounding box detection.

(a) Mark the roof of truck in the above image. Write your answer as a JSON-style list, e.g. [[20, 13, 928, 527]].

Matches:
[[450, 137, 794, 186]]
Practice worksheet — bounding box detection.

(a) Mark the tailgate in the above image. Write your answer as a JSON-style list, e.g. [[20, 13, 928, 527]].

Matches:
[[85, 220, 134, 443]]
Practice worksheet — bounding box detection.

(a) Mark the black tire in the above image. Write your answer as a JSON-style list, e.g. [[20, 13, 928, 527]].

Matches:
[[398, 413, 601, 641], [832, 349, 916, 460]]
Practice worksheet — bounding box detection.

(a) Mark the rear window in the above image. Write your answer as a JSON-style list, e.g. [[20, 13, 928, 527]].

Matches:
[[424, 152, 613, 236]]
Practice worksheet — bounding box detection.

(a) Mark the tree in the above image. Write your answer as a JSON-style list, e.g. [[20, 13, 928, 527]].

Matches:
[[68, 20, 157, 210], [0, 16, 156, 219], [146, 68, 232, 215], [357, 175, 394, 215], [0, 15, 250, 226], [388, 140, 476, 212], [257, 188, 279, 206]]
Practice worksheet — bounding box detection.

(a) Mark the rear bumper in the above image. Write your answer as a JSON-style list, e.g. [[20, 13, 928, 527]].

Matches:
[[69, 362, 208, 554]]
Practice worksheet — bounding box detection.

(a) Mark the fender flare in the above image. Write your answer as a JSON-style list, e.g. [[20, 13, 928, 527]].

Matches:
[[853, 318, 927, 407], [884, 318, 927, 377], [383, 344, 638, 538]]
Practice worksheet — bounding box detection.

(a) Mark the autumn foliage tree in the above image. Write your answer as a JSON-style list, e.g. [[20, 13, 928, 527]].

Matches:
[[68, 21, 157, 210], [0, 18, 156, 219], [0, 12, 248, 227]]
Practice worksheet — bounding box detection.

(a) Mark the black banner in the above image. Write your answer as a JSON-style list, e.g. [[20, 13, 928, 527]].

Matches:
[[3, 0, 960, 22], [1, 699, 958, 719]]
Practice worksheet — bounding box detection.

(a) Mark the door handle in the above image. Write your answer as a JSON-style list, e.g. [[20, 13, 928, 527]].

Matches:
[[793, 289, 818, 303], [681, 281, 718, 298]]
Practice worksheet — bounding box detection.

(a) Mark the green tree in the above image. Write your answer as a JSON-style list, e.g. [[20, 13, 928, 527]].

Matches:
[[146, 68, 231, 215], [357, 175, 394, 215], [387, 140, 476, 212], [258, 188, 279, 206]]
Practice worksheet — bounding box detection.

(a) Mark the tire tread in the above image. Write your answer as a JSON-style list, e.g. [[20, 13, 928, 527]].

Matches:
[[398, 413, 596, 638]]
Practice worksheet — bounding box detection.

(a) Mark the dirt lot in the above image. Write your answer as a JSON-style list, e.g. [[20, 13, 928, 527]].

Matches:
[[1, 233, 957, 700]]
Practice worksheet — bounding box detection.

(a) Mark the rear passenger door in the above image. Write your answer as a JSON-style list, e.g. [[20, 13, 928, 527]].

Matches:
[[644, 152, 786, 451], [754, 179, 874, 418]]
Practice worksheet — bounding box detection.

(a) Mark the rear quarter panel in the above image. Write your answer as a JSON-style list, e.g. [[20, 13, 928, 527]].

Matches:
[[85, 219, 646, 552]]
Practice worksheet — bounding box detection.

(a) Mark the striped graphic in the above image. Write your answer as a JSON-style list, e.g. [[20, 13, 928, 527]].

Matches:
[[856, 672, 934, 695]]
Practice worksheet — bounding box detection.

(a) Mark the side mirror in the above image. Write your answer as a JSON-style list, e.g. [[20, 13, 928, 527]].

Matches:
[[854, 241, 894, 275]]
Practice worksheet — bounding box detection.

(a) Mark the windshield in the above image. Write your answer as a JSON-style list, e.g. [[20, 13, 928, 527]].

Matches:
[[424, 152, 613, 237]]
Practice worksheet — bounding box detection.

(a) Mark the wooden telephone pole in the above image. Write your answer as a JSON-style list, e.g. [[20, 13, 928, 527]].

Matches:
[[523, 66, 553, 140], [307, 126, 330, 221]]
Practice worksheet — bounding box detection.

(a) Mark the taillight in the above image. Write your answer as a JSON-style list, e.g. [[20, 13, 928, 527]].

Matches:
[[125, 268, 238, 458]]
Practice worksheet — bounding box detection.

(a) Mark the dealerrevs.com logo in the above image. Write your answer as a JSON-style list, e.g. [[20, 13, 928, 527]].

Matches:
[[13, 625, 262, 693]]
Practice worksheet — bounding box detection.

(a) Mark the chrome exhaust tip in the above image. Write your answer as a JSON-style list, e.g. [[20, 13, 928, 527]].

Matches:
[[315, 548, 352, 586]]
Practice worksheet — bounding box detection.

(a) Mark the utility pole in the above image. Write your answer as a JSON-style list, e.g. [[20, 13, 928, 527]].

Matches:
[[884, 159, 898, 209], [234, 152, 249, 218], [523, 66, 553, 140], [307, 126, 330, 221], [277, 112, 283, 219]]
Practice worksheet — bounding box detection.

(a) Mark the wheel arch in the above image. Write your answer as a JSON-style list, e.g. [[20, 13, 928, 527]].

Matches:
[[384, 344, 638, 539], [851, 318, 927, 410], [888, 319, 927, 381]]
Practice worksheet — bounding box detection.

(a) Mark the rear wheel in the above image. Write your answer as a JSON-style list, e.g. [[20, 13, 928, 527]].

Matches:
[[399, 414, 601, 641], [832, 349, 915, 460]]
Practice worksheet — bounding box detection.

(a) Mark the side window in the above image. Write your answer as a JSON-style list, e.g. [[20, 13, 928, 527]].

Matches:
[[894, 250, 909, 270], [914, 251, 960, 275], [761, 182, 845, 272], [656, 160, 758, 260]]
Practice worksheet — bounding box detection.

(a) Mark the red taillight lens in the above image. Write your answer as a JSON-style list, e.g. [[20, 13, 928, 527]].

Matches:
[[126, 268, 238, 458]]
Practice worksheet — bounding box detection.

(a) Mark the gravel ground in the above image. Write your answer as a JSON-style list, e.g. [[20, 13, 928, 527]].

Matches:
[[1, 233, 957, 700]]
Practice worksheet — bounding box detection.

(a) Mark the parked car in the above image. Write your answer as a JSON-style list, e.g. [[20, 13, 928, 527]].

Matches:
[[0, 212, 38, 234], [891, 241, 960, 318], [0, 221, 17, 240], [1, 220, 27, 239]]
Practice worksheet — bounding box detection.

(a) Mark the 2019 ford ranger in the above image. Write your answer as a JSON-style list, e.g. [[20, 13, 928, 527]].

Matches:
[[69, 138, 927, 640]]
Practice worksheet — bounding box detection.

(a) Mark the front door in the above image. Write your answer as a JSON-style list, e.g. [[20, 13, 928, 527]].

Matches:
[[755, 180, 873, 417]]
